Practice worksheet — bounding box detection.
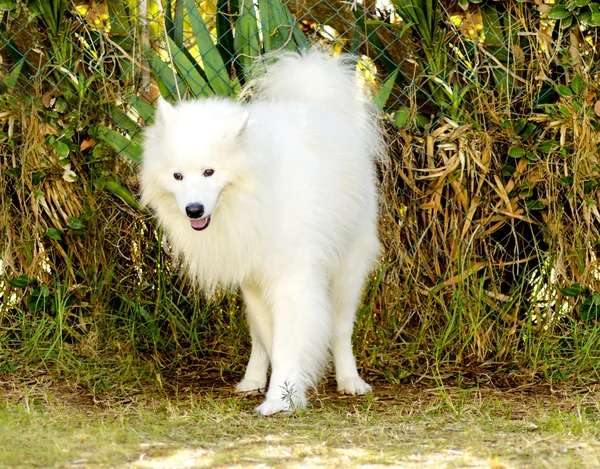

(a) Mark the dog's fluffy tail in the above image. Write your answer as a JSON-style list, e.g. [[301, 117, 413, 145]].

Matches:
[[247, 49, 384, 159]]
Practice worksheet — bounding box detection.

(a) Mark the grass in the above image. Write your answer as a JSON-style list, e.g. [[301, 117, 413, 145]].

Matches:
[[1, 379, 600, 468]]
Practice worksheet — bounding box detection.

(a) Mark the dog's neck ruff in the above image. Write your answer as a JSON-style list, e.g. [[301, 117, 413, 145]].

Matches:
[[161, 195, 266, 293]]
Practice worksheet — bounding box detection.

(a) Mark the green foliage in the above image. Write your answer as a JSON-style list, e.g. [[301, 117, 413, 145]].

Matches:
[[94, 178, 144, 210], [392, 0, 454, 114], [3, 58, 25, 91], [233, 0, 261, 75], [373, 70, 399, 111], [146, 0, 307, 102], [27, 0, 68, 36], [548, 1, 600, 27], [183, 0, 231, 95]]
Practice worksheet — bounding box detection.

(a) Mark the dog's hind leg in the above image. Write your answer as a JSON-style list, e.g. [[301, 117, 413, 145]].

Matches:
[[255, 269, 332, 415], [331, 236, 378, 395], [236, 282, 272, 394]]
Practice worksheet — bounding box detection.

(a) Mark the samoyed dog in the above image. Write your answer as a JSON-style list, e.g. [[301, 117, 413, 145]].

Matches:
[[139, 49, 382, 415]]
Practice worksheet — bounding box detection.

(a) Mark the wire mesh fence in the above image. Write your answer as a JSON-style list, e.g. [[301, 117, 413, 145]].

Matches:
[[1, 0, 600, 365]]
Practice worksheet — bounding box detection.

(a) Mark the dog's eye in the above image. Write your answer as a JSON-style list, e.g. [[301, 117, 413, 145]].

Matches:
[[173, 173, 183, 180], [203, 169, 215, 177]]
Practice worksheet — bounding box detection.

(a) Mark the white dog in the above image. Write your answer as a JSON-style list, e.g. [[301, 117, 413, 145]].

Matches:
[[139, 50, 382, 415]]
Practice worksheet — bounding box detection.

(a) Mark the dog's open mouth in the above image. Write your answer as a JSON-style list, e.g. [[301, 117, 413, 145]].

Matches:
[[190, 216, 211, 231]]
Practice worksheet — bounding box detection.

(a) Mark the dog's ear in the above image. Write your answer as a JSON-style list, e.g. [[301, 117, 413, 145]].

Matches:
[[225, 111, 249, 142], [154, 98, 175, 126]]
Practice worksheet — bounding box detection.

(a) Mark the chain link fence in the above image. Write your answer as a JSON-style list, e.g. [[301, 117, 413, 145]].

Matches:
[[1, 0, 600, 366]]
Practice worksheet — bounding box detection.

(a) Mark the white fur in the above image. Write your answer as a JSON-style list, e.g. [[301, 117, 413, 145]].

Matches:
[[139, 49, 382, 415]]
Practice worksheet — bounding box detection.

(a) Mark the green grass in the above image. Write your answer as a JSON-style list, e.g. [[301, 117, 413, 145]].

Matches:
[[4, 266, 600, 404], [1, 380, 600, 468]]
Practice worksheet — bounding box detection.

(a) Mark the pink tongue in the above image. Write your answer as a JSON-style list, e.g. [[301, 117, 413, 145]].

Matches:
[[190, 218, 209, 230]]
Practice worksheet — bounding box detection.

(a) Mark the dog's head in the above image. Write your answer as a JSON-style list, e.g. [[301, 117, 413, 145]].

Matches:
[[140, 98, 250, 231]]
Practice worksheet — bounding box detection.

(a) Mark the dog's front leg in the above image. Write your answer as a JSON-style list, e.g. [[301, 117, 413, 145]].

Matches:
[[255, 270, 332, 416], [236, 282, 271, 394]]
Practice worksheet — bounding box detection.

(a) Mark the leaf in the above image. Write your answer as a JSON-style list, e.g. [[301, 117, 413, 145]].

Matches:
[[107, 0, 133, 51], [257, 0, 301, 52], [258, 0, 276, 52], [537, 140, 559, 153], [508, 146, 525, 158], [595, 100, 600, 117], [184, 0, 232, 96], [45, 228, 62, 241], [167, 36, 213, 98], [80, 138, 96, 151], [559, 15, 574, 28], [128, 96, 155, 124], [94, 125, 143, 163], [54, 98, 68, 113], [525, 151, 538, 162], [583, 179, 598, 194], [416, 114, 430, 129], [28, 287, 52, 313], [277, 0, 310, 50], [558, 104, 571, 118], [32, 171, 46, 185], [0, 1, 18, 11], [520, 123, 537, 139], [394, 107, 411, 128], [481, 4, 505, 45], [547, 5, 572, 19], [373, 70, 399, 111], [5, 274, 31, 288], [571, 74, 584, 94], [54, 141, 70, 158], [109, 106, 139, 134], [520, 188, 534, 198], [173, 0, 185, 47], [4, 58, 25, 90], [234, 0, 261, 75], [557, 282, 585, 297], [558, 176, 574, 186], [525, 199, 546, 210], [146, 49, 188, 101], [566, 0, 578, 10], [589, 12, 600, 25], [68, 216, 85, 230], [557, 85, 573, 97], [513, 118, 527, 134], [501, 164, 516, 177], [580, 294, 600, 321], [94, 178, 144, 211]]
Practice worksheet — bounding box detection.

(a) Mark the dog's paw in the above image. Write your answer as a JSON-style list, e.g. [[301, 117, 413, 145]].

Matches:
[[255, 398, 295, 416], [337, 377, 372, 395], [235, 379, 266, 395]]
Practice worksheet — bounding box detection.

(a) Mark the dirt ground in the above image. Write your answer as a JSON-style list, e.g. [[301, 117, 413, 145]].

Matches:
[[1, 375, 599, 468]]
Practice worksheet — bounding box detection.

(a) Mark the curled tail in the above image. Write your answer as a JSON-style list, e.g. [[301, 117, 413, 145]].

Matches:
[[246, 49, 384, 160]]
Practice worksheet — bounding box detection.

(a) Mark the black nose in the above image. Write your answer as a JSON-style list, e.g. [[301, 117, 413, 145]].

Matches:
[[185, 203, 204, 219]]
